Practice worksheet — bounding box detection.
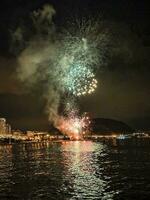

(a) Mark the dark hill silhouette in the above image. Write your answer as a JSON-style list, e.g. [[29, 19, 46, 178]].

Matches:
[[91, 118, 133, 134]]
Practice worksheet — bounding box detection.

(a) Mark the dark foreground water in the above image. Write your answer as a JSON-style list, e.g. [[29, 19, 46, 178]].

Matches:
[[0, 140, 150, 200]]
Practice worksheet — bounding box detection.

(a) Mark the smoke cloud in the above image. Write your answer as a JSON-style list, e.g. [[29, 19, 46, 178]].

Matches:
[[12, 4, 61, 124], [10, 4, 108, 129]]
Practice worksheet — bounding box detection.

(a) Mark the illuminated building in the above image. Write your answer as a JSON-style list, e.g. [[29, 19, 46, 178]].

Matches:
[[0, 118, 6, 134]]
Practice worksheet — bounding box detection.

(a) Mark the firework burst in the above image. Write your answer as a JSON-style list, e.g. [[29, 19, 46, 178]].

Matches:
[[57, 112, 91, 140], [65, 63, 98, 96], [57, 37, 98, 97], [56, 18, 107, 97]]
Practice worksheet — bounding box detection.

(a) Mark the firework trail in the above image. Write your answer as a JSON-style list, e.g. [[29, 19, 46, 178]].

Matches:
[[53, 19, 108, 137]]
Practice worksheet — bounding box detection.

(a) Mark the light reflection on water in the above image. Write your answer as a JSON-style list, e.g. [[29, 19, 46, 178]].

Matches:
[[61, 141, 112, 199], [0, 140, 150, 199]]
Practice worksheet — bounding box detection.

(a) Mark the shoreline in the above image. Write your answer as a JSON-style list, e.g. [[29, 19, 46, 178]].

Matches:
[[1, 135, 150, 145]]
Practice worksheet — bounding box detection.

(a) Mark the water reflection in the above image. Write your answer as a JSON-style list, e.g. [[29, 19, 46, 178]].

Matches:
[[0, 141, 150, 199], [61, 141, 114, 199]]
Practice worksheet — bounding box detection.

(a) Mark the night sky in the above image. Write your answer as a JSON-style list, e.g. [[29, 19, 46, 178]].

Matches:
[[0, 0, 149, 130]]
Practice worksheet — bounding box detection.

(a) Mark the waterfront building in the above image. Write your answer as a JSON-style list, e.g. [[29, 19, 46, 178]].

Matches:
[[0, 118, 7, 135]]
